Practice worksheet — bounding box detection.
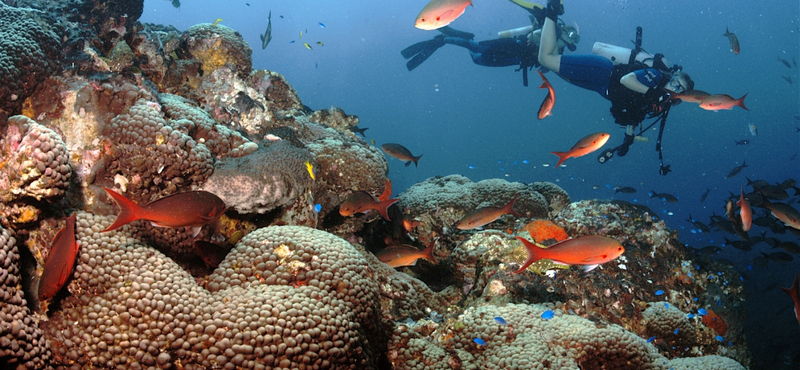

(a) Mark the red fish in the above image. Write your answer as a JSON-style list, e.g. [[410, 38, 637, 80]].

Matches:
[[699, 93, 748, 111], [671, 89, 710, 104], [339, 190, 400, 221], [514, 235, 625, 274], [456, 196, 521, 230], [378, 179, 393, 202], [376, 243, 436, 267], [102, 188, 226, 235], [38, 213, 79, 301], [415, 0, 473, 31], [550, 132, 610, 168], [536, 70, 555, 119], [780, 273, 800, 327], [761, 198, 800, 230], [723, 27, 740, 55], [737, 186, 752, 232]]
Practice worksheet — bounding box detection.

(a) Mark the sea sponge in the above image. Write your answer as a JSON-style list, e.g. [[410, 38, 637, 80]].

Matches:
[[519, 219, 569, 243], [701, 309, 727, 336], [44, 214, 388, 369]]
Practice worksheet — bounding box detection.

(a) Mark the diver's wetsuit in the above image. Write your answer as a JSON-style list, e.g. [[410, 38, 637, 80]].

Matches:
[[444, 36, 538, 68], [558, 54, 669, 105]]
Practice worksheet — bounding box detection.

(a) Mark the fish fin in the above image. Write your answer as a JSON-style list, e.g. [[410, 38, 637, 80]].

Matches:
[[582, 264, 600, 272], [513, 237, 545, 274], [377, 199, 401, 221], [550, 151, 569, 168], [737, 93, 749, 111], [422, 242, 437, 265], [260, 34, 265, 42], [502, 196, 522, 217], [378, 179, 393, 202], [102, 187, 145, 232], [192, 226, 202, 238], [404, 161, 411, 167], [412, 154, 423, 167]]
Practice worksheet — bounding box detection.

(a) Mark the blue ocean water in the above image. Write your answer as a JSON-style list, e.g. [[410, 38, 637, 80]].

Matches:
[[142, 0, 800, 367]]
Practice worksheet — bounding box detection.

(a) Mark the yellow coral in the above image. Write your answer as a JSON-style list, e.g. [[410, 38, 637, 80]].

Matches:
[[193, 38, 229, 75]]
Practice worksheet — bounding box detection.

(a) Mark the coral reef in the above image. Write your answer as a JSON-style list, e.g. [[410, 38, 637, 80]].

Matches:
[[180, 24, 252, 79], [45, 216, 388, 369], [0, 3, 62, 118], [0, 116, 71, 226], [0, 224, 51, 369]]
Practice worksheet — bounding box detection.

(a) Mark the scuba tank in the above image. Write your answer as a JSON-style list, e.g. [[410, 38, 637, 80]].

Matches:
[[498, 25, 533, 39], [591, 42, 671, 69]]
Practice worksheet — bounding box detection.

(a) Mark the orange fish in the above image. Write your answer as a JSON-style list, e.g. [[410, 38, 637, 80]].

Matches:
[[339, 190, 400, 221], [737, 186, 752, 232], [550, 132, 610, 168], [415, 0, 473, 31], [102, 188, 227, 236], [514, 235, 625, 274], [699, 93, 748, 111], [456, 196, 521, 230], [376, 243, 436, 267], [402, 215, 420, 232], [536, 70, 555, 119], [38, 213, 79, 301], [780, 273, 800, 327], [723, 27, 740, 55], [381, 143, 423, 167], [671, 89, 710, 104]]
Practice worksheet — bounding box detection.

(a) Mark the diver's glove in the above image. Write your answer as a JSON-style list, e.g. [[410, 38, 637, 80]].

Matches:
[[616, 134, 635, 157], [644, 87, 671, 113], [546, 0, 564, 22]]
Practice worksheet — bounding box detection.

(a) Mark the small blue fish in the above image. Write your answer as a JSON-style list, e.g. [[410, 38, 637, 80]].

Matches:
[[687, 314, 695, 319], [318, 22, 326, 28], [314, 204, 321, 213], [541, 310, 554, 320], [717, 299, 721, 306], [494, 317, 507, 325], [290, 40, 296, 43], [474, 338, 485, 346], [655, 290, 665, 296], [698, 308, 708, 316], [468, 165, 475, 169], [715, 335, 724, 342], [673, 328, 680, 335], [522, 159, 529, 164], [664, 303, 669, 308], [647, 336, 656, 343]]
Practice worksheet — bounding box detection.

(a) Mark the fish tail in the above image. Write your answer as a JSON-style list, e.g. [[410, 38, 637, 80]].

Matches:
[[550, 151, 569, 168], [102, 187, 145, 232], [736, 93, 748, 111], [503, 196, 523, 217], [376, 199, 401, 221], [513, 236, 545, 274], [422, 242, 437, 264], [412, 154, 423, 167]]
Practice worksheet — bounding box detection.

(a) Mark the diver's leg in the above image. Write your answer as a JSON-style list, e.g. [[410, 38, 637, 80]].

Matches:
[[538, 0, 563, 72]]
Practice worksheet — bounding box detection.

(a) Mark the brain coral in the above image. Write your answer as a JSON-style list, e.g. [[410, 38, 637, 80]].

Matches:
[[643, 302, 696, 347], [105, 99, 214, 203], [0, 3, 62, 116], [180, 23, 253, 79], [44, 213, 387, 369], [0, 224, 51, 369]]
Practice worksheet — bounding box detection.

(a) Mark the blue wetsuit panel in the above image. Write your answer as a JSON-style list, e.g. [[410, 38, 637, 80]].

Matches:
[[558, 55, 614, 98]]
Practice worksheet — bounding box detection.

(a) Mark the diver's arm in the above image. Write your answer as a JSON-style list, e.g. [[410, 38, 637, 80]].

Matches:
[[620, 72, 650, 94]]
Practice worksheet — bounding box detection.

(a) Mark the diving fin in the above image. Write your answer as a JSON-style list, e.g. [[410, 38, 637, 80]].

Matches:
[[402, 35, 446, 71], [438, 26, 474, 40], [508, 0, 544, 12]]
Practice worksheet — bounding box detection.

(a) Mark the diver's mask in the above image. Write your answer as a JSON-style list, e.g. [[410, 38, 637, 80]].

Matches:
[[668, 77, 687, 94]]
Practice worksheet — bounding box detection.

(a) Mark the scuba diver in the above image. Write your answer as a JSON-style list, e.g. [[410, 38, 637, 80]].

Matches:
[[537, 0, 694, 175], [401, 2, 580, 87]]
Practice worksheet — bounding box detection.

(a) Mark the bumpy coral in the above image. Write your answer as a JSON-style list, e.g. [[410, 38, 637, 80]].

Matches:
[[397, 175, 553, 236], [0, 116, 71, 225], [0, 3, 62, 117], [0, 224, 51, 368], [307, 136, 388, 217], [180, 24, 253, 79], [529, 181, 571, 218], [201, 140, 314, 216], [666, 355, 746, 370], [44, 215, 387, 369], [643, 303, 696, 347], [159, 92, 257, 159], [310, 107, 362, 138], [105, 99, 214, 203]]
